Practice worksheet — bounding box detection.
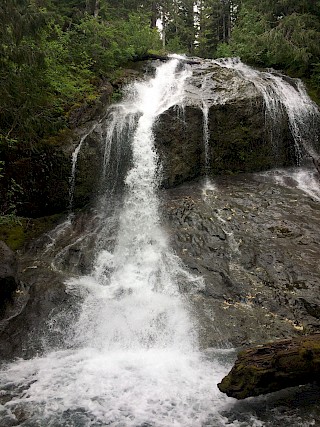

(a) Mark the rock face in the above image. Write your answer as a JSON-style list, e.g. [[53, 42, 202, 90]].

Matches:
[[0, 264, 71, 359], [0, 59, 319, 361], [0, 241, 18, 313], [0, 210, 99, 359], [218, 334, 320, 399], [0, 59, 302, 219], [1, 168, 320, 360], [155, 60, 296, 187], [163, 170, 320, 348], [0, 81, 114, 218], [155, 106, 204, 187]]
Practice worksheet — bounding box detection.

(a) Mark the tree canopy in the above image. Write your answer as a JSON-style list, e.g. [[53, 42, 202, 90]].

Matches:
[[0, 0, 319, 147], [0, 0, 161, 144]]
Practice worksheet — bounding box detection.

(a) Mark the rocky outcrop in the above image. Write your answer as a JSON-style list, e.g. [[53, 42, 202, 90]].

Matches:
[[155, 106, 204, 187], [0, 78, 113, 219], [218, 334, 320, 399], [0, 209, 102, 359], [155, 60, 296, 187], [0, 59, 319, 360], [0, 59, 305, 220], [0, 263, 70, 359]]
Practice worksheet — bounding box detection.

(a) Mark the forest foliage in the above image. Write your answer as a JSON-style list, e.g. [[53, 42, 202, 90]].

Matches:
[[0, 0, 319, 147], [0, 0, 161, 144]]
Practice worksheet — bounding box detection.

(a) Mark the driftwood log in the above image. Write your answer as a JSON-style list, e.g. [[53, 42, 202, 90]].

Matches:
[[218, 334, 320, 399]]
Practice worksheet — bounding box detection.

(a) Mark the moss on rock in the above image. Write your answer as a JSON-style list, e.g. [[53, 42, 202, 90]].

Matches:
[[0, 214, 64, 251], [218, 334, 320, 399]]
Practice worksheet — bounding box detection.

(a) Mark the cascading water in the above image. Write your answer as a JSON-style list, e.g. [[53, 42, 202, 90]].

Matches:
[[0, 59, 236, 427], [215, 58, 320, 165], [201, 102, 210, 176], [1, 57, 320, 427]]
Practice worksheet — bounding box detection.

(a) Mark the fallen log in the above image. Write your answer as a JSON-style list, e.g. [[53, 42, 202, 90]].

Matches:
[[133, 53, 200, 65], [218, 334, 320, 399]]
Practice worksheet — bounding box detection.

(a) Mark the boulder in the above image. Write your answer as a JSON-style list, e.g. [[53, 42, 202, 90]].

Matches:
[[155, 106, 203, 187], [154, 60, 296, 187], [0, 263, 73, 359], [218, 334, 320, 399]]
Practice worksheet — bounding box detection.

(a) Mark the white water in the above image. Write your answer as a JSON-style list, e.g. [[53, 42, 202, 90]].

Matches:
[[201, 102, 210, 176], [0, 59, 241, 427], [215, 58, 320, 164], [260, 167, 320, 202], [69, 124, 99, 213], [2, 58, 319, 427]]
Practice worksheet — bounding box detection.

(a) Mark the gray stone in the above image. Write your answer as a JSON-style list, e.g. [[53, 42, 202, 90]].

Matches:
[[163, 173, 320, 348], [0, 241, 18, 312]]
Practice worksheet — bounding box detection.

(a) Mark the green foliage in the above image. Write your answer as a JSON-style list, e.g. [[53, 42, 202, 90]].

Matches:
[[0, 1, 162, 146], [215, 42, 233, 58], [1, 0, 318, 151], [261, 13, 320, 74], [0, 1, 51, 140], [224, 5, 269, 65], [195, 0, 235, 58], [43, 22, 94, 108], [165, 36, 186, 54], [218, 0, 320, 98], [122, 14, 161, 57]]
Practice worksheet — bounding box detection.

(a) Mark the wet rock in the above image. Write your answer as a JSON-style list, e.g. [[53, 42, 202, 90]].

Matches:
[[163, 170, 320, 347], [0, 263, 75, 359], [0, 59, 302, 219], [68, 81, 114, 129], [0, 84, 114, 218], [0, 210, 108, 359], [218, 334, 320, 399], [0, 141, 71, 217], [155, 107, 203, 187], [0, 241, 18, 312], [154, 60, 296, 188]]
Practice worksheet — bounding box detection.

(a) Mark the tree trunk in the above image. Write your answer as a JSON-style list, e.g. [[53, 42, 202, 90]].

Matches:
[[162, 9, 166, 49], [150, 1, 157, 28], [86, 0, 99, 17]]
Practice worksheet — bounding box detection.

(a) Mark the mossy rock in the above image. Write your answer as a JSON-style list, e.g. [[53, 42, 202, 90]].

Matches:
[[218, 334, 320, 399], [0, 214, 64, 251]]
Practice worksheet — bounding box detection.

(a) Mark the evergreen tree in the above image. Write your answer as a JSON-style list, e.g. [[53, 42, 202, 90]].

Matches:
[[195, 0, 237, 57], [0, 0, 50, 140], [165, 0, 195, 53]]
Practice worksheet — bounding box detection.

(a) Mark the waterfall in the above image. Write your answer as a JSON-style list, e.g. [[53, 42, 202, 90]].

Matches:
[[215, 58, 320, 165], [201, 102, 210, 176], [69, 124, 99, 213], [1, 57, 319, 426], [0, 59, 233, 427]]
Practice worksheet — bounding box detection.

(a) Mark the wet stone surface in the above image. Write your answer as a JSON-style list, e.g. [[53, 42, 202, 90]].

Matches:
[[163, 171, 320, 348]]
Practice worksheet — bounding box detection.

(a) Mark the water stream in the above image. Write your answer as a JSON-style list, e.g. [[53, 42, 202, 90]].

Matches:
[[215, 58, 320, 164], [0, 58, 237, 427], [0, 58, 319, 426]]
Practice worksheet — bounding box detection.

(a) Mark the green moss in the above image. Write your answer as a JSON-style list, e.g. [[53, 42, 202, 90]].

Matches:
[[0, 221, 25, 251], [0, 214, 64, 251], [42, 128, 75, 148]]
